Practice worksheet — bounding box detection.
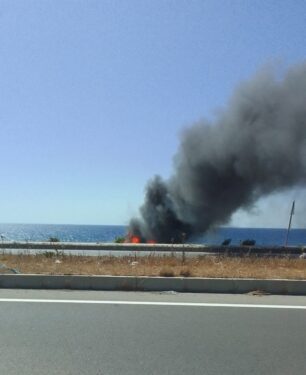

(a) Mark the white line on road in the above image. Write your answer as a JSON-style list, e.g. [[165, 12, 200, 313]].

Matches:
[[0, 298, 306, 309]]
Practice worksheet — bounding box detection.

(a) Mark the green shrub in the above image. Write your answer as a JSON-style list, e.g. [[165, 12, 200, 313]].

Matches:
[[114, 236, 125, 243], [241, 239, 256, 246]]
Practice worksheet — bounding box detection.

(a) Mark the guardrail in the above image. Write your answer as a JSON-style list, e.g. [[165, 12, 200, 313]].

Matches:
[[0, 241, 304, 255]]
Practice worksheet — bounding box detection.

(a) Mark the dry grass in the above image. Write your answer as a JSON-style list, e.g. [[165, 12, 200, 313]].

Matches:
[[180, 267, 193, 277], [159, 267, 175, 277], [1, 252, 306, 279]]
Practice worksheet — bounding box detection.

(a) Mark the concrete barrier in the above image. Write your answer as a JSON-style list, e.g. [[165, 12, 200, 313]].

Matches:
[[0, 241, 303, 255], [1, 274, 306, 295]]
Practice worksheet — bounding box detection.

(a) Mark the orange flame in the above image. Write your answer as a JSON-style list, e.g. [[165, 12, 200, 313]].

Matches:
[[130, 235, 141, 244]]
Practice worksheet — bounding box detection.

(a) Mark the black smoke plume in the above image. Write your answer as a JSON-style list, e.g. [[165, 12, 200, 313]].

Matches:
[[129, 63, 306, 243]]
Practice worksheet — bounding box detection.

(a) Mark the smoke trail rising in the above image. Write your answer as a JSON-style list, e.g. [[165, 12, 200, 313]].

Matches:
[[129, 63, 306, 242]]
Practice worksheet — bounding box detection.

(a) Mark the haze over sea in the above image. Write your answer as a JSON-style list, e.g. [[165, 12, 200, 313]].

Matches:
[[0, 224, 305, 246]]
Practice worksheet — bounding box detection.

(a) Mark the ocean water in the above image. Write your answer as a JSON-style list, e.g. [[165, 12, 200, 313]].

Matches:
[[0, 223, 305, 246]]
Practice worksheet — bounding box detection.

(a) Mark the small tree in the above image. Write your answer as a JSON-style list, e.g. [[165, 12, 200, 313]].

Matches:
[[114, 236, 125, 243]]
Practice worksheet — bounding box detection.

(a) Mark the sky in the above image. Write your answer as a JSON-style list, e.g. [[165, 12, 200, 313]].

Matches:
[[0, 0, 305, 227]]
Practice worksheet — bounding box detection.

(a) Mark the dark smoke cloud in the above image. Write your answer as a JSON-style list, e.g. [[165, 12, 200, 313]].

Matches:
[[129, 63, 306, 242]]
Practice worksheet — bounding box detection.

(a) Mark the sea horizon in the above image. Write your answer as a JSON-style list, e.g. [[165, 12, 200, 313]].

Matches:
[[0, 223, 304, 246]]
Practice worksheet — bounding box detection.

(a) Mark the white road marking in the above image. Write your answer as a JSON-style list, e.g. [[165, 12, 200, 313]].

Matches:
[[0, 298, 305, 309]]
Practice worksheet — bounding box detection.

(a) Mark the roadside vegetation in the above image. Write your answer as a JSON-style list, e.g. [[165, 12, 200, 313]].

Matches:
[[114, 236, 125, 243], [0, 253, 306, 279], [48, 237, 60, 242]]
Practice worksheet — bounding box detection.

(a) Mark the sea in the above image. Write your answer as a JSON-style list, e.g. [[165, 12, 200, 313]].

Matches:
[[0, 223, 305, 246]]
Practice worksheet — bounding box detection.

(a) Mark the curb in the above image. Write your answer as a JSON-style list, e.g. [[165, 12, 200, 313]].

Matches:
[[1, 274, 306, 295]]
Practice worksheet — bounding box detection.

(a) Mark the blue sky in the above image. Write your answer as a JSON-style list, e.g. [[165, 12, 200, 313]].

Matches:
[[0, 0, 305, 226]]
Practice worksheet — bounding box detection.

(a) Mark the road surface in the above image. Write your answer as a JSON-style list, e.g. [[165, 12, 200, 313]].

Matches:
[[0, 289, 306, 374]]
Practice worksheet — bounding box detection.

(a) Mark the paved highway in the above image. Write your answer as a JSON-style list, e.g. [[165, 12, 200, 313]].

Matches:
[[0, 290, 306, 374]]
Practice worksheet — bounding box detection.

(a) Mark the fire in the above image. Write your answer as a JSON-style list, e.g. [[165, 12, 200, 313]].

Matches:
[[125, 233, 156, 244], [130, 235, 141, 244], [125, 232, 141, 243]]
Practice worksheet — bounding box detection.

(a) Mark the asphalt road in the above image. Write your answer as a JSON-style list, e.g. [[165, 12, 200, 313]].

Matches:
[[0, 290, 306, 375]]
